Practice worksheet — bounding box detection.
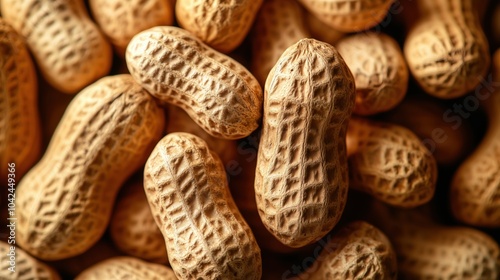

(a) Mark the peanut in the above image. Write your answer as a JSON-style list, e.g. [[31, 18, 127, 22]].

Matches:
[[75, 257, 177, 280], [305, 11, 345, 46], [110, 180, 168, 264], [175, 0, 263, 53], [347, 117, 437, 208], [336, 32, 408, 116], [89, 0, 174, 55], [15, 74, 165, 260], [297, 0, 395, 33], [144, 132, 262, 279], [251, 0, 311, 86], [404, 0, 490, 99], [306, 221, 397, 280], [450, 49, 500, 227], [255, 38, 355, 247], [0, 0, 113, 94], [0, 241, 61, 280], [126, 26, 263, 140], [0, 18, 41, 183]]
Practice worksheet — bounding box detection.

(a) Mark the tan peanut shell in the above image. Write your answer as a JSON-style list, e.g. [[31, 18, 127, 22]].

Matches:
[[175, 0, 263, 53], [347, 117, 437, 208], [451, 52, 500, 227], [251, 0, 311, 86], [0, 18, 41, 183], [297, 0, 395, 32], [110, 181, 168, 264], [144, 133, 262, 279], [0, 241, 61, 280], [89, 0, 174, 55], [404, 0, 490, 99], [306, 221, 397, 280], [305, 11, 345, 46], [255, 38, 355, 248], [75, 257, 177, 280], [126, 26, 263, 140], [1, 0, 113, 94], [15, 74, 165, 260], [336, 32, 408, 115]]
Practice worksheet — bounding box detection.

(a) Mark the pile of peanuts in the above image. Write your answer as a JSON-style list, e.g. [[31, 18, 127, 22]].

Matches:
[[1, 0, 500, 279]]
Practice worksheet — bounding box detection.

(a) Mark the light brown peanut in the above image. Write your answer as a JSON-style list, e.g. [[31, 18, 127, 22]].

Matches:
[[0, 241, 61, 280], [110, 180, 168, 264], [175, 0, 263, 53], [305, 11, 345, 46], [0, 0, 113, 94], [251, 0, 311, 86], [144, 133, 262, 279], [450, 49, 500, 227], [0, 18, 41, 183], [75, 257, 177, 280], [89, 0, 174, 55], [255, 38, 355, 248], [336, 32, 408, 115], [126, 26, 263, 140], [306, 221, 397, 280], [347, 117, 437, 208], [404, 0, 490, 99], [15, 74, 165, 260], [297, 0, 395, 33]]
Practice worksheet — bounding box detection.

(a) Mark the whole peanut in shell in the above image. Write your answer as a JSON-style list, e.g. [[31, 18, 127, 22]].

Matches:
[[126, 26, 263, 140], [15, 74, 165, 260], [347, 117, 437, 208], [255, 38, 355, 248], [336, 32, 408, 116], [0, 241, 61, 280], [175, 0, 263, 53], [404, 0, 490, 99], [306, 221, 397, 280], [0, 18, 41, 184], [89, 0, 174, 55], [75, 257, 177, 280], [0, 0, 113, 94], [144, 132, 262, 279]]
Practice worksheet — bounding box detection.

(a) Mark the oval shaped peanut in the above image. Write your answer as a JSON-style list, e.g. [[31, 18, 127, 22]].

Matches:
[[1, 0, 113, 94], [0, 18, 41, 183], [110, 181, 168, 264], [126, 26, 262, 140], [255, 38, 355, 247], [144, 132, 262, 280], [0, 241, 61, 280], [176, 0, 263, 53], [16, 74, 165, 260], [307, 221, 397, 280], [336, 32, 408, 115], [75, 257, 177, 280], [89, 0, 174, 55]]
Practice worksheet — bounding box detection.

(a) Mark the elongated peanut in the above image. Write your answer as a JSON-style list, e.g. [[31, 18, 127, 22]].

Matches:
[[175, 0, 263, 53], [347, 117, 437, 208], [89, 0, 174, 55], [451, 50, 500, 227], [15, 74, 165, 260], [110, 181, 168, 264], [255, 38, 355, 247], [1, 0, 112, 94], [306, 221, 397, 280], [0, 18, 40, 183], [305, 11, 345, 46], [251, 0, 310, 86], [336, 32, 408, 115], [404, 0, 490, 99], [75, 257, 177, 280], [297, 0, 395, 33], [126, 26, 262, 140], [144, 133, 262, 279], [0, 241, 61, 280]]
